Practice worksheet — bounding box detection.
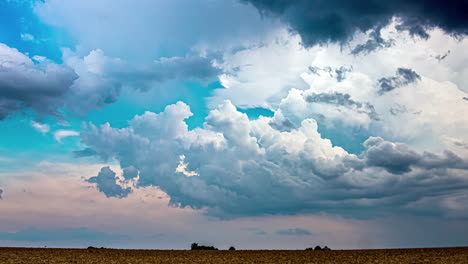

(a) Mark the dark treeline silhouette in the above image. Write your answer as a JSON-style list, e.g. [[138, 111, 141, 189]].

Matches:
[[87, 246, 108, 250], [305, 246, 331, 250], [191, 243, 218, 250]]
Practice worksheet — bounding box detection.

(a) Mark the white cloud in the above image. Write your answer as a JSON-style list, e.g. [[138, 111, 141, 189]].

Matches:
[[20, 33, 35, 42], [175, 155, 199, 177], [211, 29, 313, 108], [30, 121, 50, 134], [210, 24, 468, 155], [53, 129, 79, 143]]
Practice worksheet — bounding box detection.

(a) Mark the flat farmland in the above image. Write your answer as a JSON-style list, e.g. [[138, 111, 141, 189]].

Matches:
[[1, 247, 468, 264]]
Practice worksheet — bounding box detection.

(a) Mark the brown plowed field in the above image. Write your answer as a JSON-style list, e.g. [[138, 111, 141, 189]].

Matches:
[[1, 247, 467, 264]]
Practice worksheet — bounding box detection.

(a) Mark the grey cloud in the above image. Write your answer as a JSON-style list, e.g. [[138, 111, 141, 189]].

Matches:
[[463, 97, 468, 101], [0, 43, 221, 120], [306, 92, 379, 121], [63, 50, 222, 116], [0, 188, 3, 199], [114, 55, 222, 92], [351, 28, 393, 55], [363, 137, 468, 174], [269, 118, 296, 132], [0, 43, 78, 120], [72, 148, 97, 158], [276, 228, 312, 236], [395, 19, 430, 39], [123, 166, 139, 180], [378, 68, 421, 95], [81, 101, 468, 218], [435, 50, 451, 62], [308, 66, 321, 75], [454, 141, 468, 149], [86, 166, 131, 198], [308, 66, 353, 82], [242, 0, 468, 47], [335, 66, 353, 82], [389, 104, 408, 116]]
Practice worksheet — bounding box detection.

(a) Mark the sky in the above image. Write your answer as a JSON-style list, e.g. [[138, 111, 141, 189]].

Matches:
[[1, 0, 468, 250]]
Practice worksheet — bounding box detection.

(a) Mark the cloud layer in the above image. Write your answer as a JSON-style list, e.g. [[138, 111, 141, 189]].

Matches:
[[0, 44, 220, 120], [81, 100, 468, 218]]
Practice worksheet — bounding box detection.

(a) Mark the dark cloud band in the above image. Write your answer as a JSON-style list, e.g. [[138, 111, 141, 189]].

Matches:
[[242, 0, 468, 46]]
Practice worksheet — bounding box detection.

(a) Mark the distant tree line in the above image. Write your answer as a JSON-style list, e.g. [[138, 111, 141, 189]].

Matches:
[[87, 246, 108, 250], [190, 242, 330, 251], [305, 246, 331, 250], [191, 243, 219, 250]]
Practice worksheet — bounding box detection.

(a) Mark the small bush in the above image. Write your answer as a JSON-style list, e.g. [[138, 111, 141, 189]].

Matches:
[[229, 246, 236, 250], [314, 246, 322, 250]]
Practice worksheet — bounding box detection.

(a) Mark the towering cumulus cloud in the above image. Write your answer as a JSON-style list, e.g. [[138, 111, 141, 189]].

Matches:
[[242, 0, 468, 46], [82, 101, 468, 218]]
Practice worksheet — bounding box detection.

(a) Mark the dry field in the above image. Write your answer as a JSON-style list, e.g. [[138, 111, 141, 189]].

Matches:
[[1, 247, 468, 264]]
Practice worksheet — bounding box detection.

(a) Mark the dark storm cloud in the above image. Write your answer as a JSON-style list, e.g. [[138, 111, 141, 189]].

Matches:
[[306, 92, 379, 120], [86, 166, 131, 198], [377, 68, 421, 95], [242, 0, 468, 46], [276, 228, 312, 236], [72, 148, 97, 158]]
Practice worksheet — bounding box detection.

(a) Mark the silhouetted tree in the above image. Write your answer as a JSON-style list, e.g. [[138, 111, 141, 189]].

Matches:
[[229, 246, 236, 250], [323, 246, 331, 250], [314, 246, 322, 250]]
